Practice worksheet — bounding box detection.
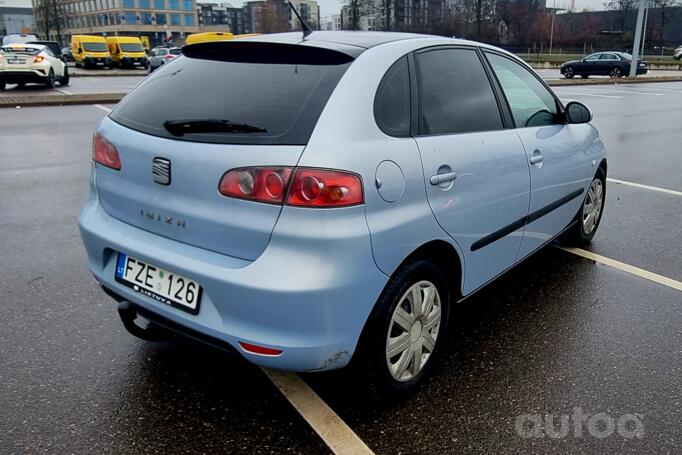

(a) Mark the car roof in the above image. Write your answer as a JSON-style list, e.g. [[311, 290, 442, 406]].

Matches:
[[242, 31, 437, 49]]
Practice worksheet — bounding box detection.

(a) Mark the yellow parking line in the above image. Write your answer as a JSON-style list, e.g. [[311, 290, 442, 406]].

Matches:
[[262, 368, 375, 455], [560, 247, 682, 292], [607, 178, 682, 197]]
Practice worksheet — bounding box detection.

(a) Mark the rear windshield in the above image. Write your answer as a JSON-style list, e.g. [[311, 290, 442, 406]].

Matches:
[[169, 48, 182, 55], [82, 42, 108, 52], [121, 43, 144, 52], [109, 42, 353, 145]]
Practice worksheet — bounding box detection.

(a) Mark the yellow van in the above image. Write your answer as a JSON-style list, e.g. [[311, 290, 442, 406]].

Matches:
[[185, 32, 234, 45], [71, 35, 112, 68], [106, 36, 148, 68]]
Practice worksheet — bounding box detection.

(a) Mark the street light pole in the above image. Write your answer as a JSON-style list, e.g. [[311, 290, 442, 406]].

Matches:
[[630, 0, 647, 77], [549, 0, 556, 55]]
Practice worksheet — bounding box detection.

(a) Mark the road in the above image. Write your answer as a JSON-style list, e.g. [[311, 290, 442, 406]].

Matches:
[[1, 69, 681, 98], [1, 83, 681, 454], [536, 68, 682, 80], [0, 76, 144, 96]]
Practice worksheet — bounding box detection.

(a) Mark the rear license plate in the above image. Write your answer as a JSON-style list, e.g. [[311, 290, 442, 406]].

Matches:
[[115, 253, 201, 314], [96, 62, 104, 66], [133, 62, 140, 65], [7, 58, 24, 64]]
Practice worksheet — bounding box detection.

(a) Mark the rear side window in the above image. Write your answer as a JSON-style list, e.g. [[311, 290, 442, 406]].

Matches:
[[374, 56, 411, 137], [110, 42, 353, 145], [416, 48, 503, 136]]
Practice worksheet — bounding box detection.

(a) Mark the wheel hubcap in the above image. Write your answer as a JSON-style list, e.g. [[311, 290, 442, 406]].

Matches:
[[582, 179, 603, 235], [386, 280, 441, 382]]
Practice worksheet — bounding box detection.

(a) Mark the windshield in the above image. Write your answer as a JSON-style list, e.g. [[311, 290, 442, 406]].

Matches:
[[83, 42, 108, 52], [120, 43, 144, 52], [110, 43, 353, 145]]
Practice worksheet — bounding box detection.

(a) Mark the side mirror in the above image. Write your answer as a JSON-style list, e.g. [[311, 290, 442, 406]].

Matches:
[[78, 47, 83, 54], [565, 101, 593, 124]]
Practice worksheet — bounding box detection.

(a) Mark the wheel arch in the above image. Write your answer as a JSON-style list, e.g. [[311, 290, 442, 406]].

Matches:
[[389, 239, 464, 302]]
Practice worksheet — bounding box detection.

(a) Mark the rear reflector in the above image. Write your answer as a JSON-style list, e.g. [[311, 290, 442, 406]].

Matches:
[[92, 132, 121, 170], [238, 341, 283, 356], [218, 166, 363, 207]]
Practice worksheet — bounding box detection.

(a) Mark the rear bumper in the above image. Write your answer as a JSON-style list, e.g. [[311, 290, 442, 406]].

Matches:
[[0, 69, 49, 83], [78, 167, 388, 371]]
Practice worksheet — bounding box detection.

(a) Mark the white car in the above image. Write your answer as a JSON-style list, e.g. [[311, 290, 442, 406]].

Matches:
[[674, 45, 682, 60], [0, 43, 69, 90]]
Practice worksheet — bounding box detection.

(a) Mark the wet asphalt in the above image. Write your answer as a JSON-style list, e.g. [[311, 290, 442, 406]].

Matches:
[[1, 83, 681, 454]]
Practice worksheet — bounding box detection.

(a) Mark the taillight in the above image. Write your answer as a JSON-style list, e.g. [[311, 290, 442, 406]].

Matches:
[[34, 55, 45, 63], [92, 132, 121, 170], [164, 54, 176, 60], [219, 167, 293, 204], [218, 167, 364, 207], [287, 168, 363, 207]]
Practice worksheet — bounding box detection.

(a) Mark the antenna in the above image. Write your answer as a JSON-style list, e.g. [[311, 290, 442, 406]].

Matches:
[[287, 0, 313, 39]]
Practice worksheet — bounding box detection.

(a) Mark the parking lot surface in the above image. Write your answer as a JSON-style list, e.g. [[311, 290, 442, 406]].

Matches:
[[1, 82, 681, 454]]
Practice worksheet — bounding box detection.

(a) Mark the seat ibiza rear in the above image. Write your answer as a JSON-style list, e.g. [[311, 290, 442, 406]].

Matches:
[[80, 32, 606, 397]]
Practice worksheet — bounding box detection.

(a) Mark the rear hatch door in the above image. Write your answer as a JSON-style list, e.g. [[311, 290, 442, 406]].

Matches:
[[99, 41, 354, 261]]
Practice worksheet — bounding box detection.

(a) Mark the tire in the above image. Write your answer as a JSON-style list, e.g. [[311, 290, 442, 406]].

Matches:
[[563, 168, 606, 246], [609, 67, 623, 78], [0, 81, 5, 90], [563, 66, 574, 79], [354, 260, 451, 399], [60, 66, 70, 86], [17, 82, 26, 88], [580, 74, 589, 79], [45, 69, 56, 88]]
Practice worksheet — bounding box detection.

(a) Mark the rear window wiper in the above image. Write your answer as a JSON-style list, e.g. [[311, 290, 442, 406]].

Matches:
[[163, 119, 267, 136]]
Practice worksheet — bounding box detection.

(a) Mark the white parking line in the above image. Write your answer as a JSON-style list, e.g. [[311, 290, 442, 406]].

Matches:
[[606, 89, 663, 96], [55, 88, 73, 95], [607, 178, 682, 197], [560, 247, 682, 292], [553, 91, 623, 99], [93, 104, 112, 113], [263, 368, 375, 455]]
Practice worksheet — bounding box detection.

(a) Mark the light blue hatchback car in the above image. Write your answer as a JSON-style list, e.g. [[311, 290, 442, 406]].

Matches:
[[79, 31, 606, 396]]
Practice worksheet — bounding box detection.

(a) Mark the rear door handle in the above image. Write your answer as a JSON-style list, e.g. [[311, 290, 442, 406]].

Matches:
[[430, 171, 458, 186], [529, 150, 544, 166]]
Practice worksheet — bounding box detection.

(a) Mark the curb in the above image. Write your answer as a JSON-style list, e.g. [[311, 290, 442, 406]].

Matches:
[[547, 76, 682, 86], [71, 71, 147, 77], [0, 93, 125, 108]]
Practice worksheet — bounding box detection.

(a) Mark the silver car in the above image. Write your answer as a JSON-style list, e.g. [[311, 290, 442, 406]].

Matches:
[[674, 45, 682, 60], [147, 46, 182, 72], [79, 32, 606, 397]]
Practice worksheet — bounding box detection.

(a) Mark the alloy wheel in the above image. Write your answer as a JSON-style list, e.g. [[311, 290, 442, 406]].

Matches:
[[564, 67, 574, 79], [609, 68, 622, 78], [385, 280, 442, 382], [582, 178, 604, 235]]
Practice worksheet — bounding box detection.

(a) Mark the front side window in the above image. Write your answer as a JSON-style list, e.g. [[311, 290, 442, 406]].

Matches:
[[486, 53, 561, 128], [416, 48, 503, 135], [374, 56, 410, 137], [599, 53, 618, 60], [584, 54, 600, 61]]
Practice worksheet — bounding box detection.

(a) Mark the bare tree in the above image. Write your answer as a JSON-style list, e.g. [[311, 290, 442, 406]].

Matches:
[[603, 0, 636, 31], [653, 0, 680, 46], [33, 0, 72, 42], [343, 0, 375, 30]]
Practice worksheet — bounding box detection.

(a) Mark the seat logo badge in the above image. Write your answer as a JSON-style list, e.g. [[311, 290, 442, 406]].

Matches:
[[152, 157, 171, 185]]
